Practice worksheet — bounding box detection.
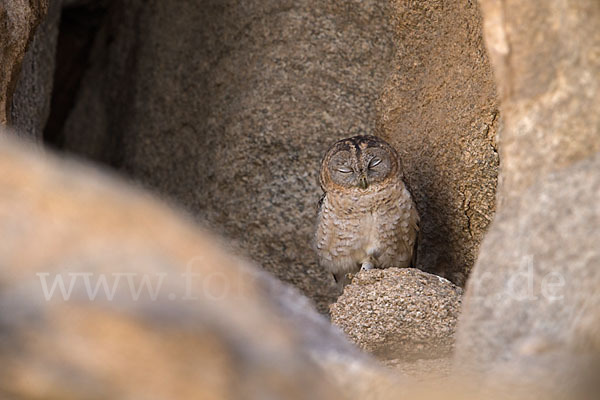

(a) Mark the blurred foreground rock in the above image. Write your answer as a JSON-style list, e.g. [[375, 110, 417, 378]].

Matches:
[[0, 131, 394, 400], [455, 0, 600, 396], [331, 268, 462, 361], [456, 153, 600, 395]]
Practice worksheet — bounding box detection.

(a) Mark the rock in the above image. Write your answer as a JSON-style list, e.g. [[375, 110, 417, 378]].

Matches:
[[455, 0, 600, 394], [0, 0, 48, 126], [10, 0, 61, 140], [455, 152, 600, 392], [330, 268, 462, 360], [0, 130, 393, 400], [478, 0, 600, 203], [376, 0, 499, 285], [384, 357, 454, 381]]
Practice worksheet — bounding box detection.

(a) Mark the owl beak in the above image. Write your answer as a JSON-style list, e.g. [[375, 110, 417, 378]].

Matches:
[[359, 174, 368, 189]]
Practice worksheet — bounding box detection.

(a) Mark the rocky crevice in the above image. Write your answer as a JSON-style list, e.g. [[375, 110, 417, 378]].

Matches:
[[42, 1, 110, 148], [2, 0, 599, 398]]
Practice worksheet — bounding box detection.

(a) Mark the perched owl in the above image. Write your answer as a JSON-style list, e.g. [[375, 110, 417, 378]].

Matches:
[[315, 135, 419, 288]]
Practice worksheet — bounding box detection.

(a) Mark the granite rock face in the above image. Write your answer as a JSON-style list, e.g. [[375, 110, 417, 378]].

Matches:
[[455, 0, 600, 394], [0, 130, 392, 400], [331, 268, 462, 360], [0, 0, 48, 126], [58, 0, 396, 313], [377, 0, 499, 285]]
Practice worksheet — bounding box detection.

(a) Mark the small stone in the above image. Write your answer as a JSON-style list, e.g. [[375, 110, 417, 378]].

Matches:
[[330, 268, 462, 361]]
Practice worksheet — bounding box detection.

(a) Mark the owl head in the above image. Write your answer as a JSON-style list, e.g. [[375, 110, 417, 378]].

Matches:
[[319, 135, 401, 192]]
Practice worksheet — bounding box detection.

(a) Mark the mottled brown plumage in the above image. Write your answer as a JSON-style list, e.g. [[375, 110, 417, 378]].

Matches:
[[315, 135, 419, 287]]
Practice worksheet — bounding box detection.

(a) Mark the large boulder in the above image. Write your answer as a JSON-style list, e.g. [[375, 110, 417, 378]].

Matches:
[[376, 0, 499, 285], [455, 0, 600, 394], [0, 130, 391, 399], [456, 154, 600, 390]]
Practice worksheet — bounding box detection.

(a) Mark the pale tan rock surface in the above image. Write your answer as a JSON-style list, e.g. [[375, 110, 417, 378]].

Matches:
[[330, 268, 462, 360], [456, 150, 600, 395], [478, 0, 600, 203], [377, 0, 499, 285], [455, 0, 600, 395]]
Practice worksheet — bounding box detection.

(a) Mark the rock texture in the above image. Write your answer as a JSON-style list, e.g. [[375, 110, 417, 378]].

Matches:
[[9, 0, 61, 140], [479, 0, 600, 203], [331, 268, 462, 360], [57, 0, 396, 313], [456, 154, 600, 391], [455, 0, 600, 394], [0, 0, 48, 126], [377, 0, 499, 285], [0, 130, 398, 400]]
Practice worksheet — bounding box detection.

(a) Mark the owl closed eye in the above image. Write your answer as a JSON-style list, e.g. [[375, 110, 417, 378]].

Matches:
[[322, 136, 399, 191]]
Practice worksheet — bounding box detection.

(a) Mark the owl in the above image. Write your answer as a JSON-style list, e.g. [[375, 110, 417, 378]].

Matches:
[[315, 135, 419, 288]]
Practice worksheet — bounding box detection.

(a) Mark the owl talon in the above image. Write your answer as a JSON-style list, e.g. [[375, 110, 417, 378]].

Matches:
[[360, 262, 374, 271]]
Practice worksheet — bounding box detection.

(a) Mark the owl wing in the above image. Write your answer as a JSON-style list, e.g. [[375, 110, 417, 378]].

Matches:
[[410, 210, 420, 268], [411, 225, 420, 268], [317, 192, 325, 212]]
